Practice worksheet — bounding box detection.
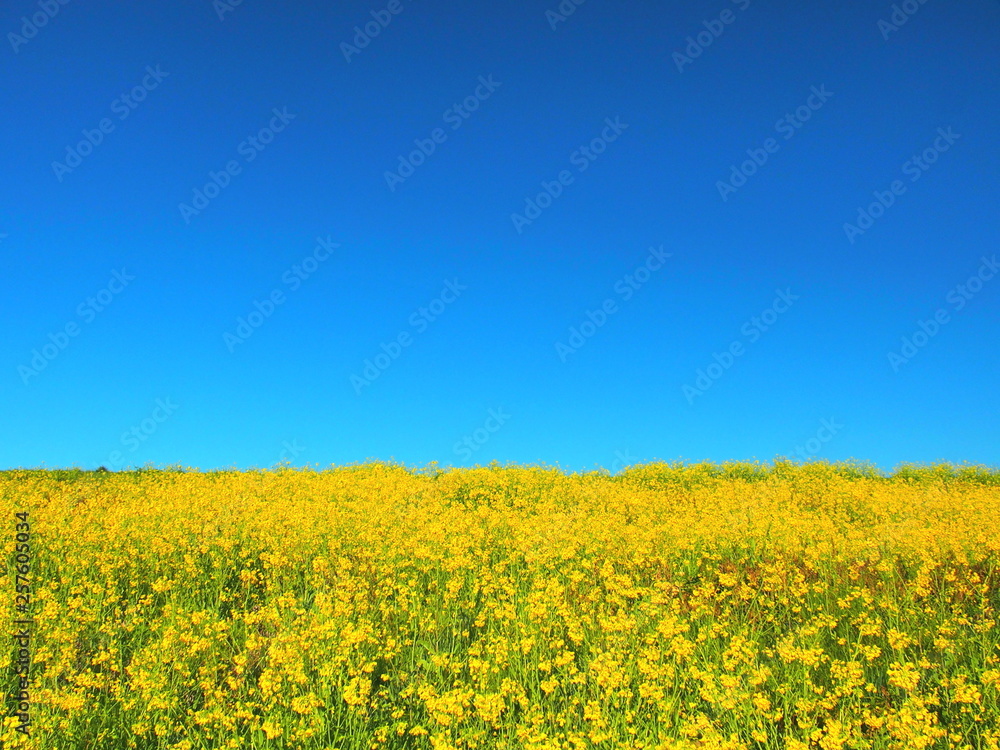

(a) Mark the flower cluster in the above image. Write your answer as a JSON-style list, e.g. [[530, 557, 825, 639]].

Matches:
[[2, 461, 998, 749]]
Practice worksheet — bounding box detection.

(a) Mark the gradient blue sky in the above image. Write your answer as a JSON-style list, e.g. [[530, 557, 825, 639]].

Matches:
[[3, 0, 998, 472]]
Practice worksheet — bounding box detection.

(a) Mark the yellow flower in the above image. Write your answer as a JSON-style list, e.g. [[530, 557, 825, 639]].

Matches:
[[261, 720, 282, 739], [887, 662, 921, 691], [8, 462, 1000, 748]]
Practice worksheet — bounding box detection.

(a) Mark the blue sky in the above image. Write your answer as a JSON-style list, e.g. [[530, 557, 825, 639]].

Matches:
[[2, 0, 998, 472]]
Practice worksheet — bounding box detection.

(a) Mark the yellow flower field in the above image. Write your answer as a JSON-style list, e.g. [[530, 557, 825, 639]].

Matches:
[[2, 461, 999, 749]]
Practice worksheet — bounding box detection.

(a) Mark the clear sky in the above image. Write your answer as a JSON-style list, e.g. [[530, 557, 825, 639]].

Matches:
[[2, 0, 998, 472]]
